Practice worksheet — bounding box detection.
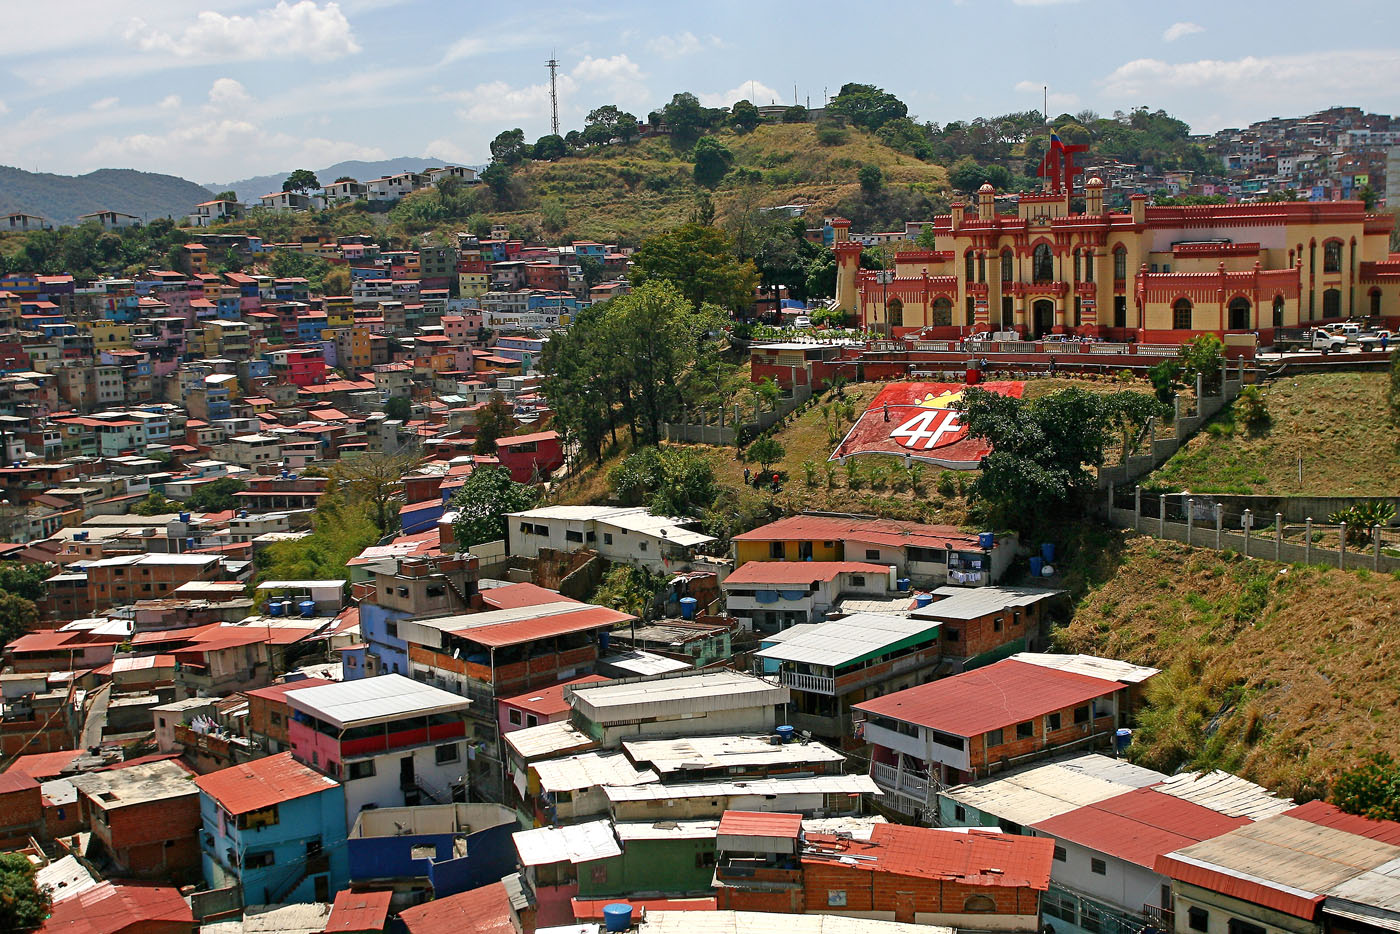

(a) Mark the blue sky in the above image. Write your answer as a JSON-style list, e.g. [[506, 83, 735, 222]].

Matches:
[[4, 0, 1400, 183]]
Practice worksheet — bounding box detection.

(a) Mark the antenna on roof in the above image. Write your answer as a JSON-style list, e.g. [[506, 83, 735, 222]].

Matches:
[[546, 53, 561, 138]]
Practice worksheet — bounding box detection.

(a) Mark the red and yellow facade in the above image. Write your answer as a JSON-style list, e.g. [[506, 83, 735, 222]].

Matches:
[[836, 181, 1399, 343]]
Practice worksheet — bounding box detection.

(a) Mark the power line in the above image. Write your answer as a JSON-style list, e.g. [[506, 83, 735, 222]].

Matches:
[[546, 53, 561, 137]]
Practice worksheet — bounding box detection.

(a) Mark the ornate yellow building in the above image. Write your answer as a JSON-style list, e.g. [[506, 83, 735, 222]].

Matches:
[[835, 181, 1399, 343]]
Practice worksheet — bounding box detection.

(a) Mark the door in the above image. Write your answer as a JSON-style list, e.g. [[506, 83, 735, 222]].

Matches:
[[313, 875, 329, 902], [400, 755, 415, 789], [1033, 300, 1055, 338], [894, 891, 916, 924]]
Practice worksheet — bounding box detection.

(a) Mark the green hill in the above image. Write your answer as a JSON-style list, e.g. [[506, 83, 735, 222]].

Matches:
[[0, 166, 214, 227]]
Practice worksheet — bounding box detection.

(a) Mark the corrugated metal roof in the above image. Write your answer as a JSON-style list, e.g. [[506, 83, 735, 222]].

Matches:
[[1327, 854, 1400, 918], [284, 673, 470, 728], [755, 613, 941, 667], [803, 823, 1055, 889], [1009, 652, 1159, 684], [532, 751, 657, 793], [193, 751, 338, 815], [732, 514, 982, 550], [569, 670, 788, 723], [942, 754, 1166, 826], [853, 658, 1125, 736], [399, 881, 516, 934], [622, 734, 845, 774], [605, 773, 880, 802], [723, 561, 892, 586], [1153, 770, 1293, 820], [325, 888, 392, 932], [452, 605, 631, 648], [640, 911, 954, 934], [913, 586, 1063, 621], [718, 810, 803, 838], [502, 720, 596, 761], [43, 881, 193, 934], [513, 819, 621, 866], [615, 819, 720, 841], [1287, 800, 1400, 845]]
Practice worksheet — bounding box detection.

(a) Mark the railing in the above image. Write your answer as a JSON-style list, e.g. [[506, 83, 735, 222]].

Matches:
[[1143, 905, 1174, 930], [871, 760, 932, 802], [780, 670, 836, 695]]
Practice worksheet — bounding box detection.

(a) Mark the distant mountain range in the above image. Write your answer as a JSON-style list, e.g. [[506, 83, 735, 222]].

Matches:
[[212, 157, 478, 204], [0, 166, 215, 227]]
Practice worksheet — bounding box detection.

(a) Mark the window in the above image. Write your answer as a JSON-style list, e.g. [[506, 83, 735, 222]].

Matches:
[[1114, 247, 1127, 281], [1085, 251, 1094, 282], [966, 296, 975, 325], [1173, 298, 1193, 330], [1043, 890, 1077, 924], [1016, 720, 1033, 740], [1228, 920, 1265, 934], [964, 895, 997, 913], [770, 542, 786, 559], [1047, 712, 1062, 731], [1324, 240, 1342, 273], [508, 709, 522, 726], [965, 252, 975, 282], [385, 622, 398, 638], [851, 575, 866, 587], [695, 850, 715, 868], [638, 541, 647, 551], [526, 714, 538, 727], [993, 617, 1003, 632], [1074, 705, 1090, 724], [435, 743, 460, 764], [1082, 904, 1103, 934], [270, 712, 283, 726], [944, 627, 960, 642], [1053, 845, 1066, 862], [986, 728, 1004, 747], [1033, 243, 1054, 282], [1188, 908, 1209, 932], [1114, 295, 1127, 328], [932, 298, 952, 326], [603, 533, 613, 545], [1074, 250, 1082, 282], [978, 253, 986, 283], [565, 530, 584, 543], [1273, 296, 1285, 327], [1228, 297, 1251, 331], [827, 890, 847, 908], [1001, 250, 1013, 282], [929, 730, 966, 751], [1323, 288, 1341, 318], [1091, 857, 1107, 875], [426, 584, 445, 599], [954, 805, 967, 822]]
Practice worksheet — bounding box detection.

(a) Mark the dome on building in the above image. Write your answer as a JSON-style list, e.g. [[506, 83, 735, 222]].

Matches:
[[978, 183, 995, 193], [1086, 176, 1105, 188]]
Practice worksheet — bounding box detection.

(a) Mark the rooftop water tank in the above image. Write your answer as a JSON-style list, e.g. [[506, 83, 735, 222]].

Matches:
[[679, 597, 698, 620], [602, 904, 633, 933], [298, 600, 316, 618], [268, 600, 285, 617], [1029, 556, 1044, 578], [178, 512, 191, 523], [776, 725, 796, 743], [979, 531, 995, 550], [914, 592, 934, 608]]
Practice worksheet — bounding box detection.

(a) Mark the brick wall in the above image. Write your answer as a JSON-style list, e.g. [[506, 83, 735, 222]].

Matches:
[[0, 784, 43, 848], [968, 701, 1117, 773], [800, 861, 1041, 916], [941, 602, 1041, 660], [91, 794, 202, 882]]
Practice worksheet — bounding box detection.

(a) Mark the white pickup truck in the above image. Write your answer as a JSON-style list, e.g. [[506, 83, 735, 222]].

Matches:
[[1358, 330, 1393, 352], [1273, 327, 1348, 353]]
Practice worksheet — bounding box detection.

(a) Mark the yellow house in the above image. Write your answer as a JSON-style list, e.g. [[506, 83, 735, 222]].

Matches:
[[458, 271, 489, 298], [80, 320, 134, 350], [325, 297, 353, 328]]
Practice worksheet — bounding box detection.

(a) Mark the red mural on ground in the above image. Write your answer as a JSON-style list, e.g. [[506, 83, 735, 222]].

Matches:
[[830, 381, 1025, 469]]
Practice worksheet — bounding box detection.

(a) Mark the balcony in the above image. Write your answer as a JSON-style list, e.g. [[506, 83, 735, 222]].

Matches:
[[780, 670, 835, 695], [871, 760, 932, 803]]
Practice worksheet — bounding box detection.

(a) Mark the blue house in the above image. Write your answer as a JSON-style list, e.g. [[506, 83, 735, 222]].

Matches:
[[194, 751, 349, 905], [348, 802, 519, 899]]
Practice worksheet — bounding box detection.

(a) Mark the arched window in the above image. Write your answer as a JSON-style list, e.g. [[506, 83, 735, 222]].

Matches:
[[964, 895, 998, 913], [1272, 296, 1285, 327], [1228, 297, 1251, 331], [1033, 243, 1054, 283], [1113, 247, 1128, 282], [1073, 250, 1082, 283], [887, 297, 903, 328], [1001, 295, 1013, 327], [965, 252, 975, 282], [1323, 288, 1341, 318], [1001, 250, 1013, 282], [977, 253, 986, 283], [1173, 298, 1193, 330], [931, 297, 952, 327], [1084, 250, 1094, 283], [1371, 289, 1383, 317], [1323, 241, 1342, 274], [965, 296, 976, 325]]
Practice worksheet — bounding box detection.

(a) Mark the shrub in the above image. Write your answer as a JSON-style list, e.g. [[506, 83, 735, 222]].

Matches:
[[844, 459, 863, 489], [1235, 385, 1270, 428], [801, 460, 819, 487], [1328, 501, 1397, 546], [816, 125, 848, 146]]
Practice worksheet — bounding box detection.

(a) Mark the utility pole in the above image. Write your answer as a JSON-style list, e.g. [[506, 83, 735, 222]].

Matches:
[[546, 53, 561, 137]]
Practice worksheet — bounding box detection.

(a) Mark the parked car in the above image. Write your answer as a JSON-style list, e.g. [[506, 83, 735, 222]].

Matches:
[[792, 315, 812, 329], [1273, 327, 1348, 353], [1358, 330, 1393, 352]]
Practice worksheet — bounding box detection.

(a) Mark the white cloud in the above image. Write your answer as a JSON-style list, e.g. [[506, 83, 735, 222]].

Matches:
[[0, 99, 9, 116], [646, 31, 723, 57], [441, 36, 489, 63], [1012, 0, 1080, 5], [90, 96, 119, 111], [700, 81, 783, 108], [1013, 80, 1079, 114], [129, 1, 360, 63], [1101, 50, 1400, 130], [454, 79, 572, 125], [423, 137, 481, 165], [1163, 22, 1205, 42], [572, 54, 644, 87], [206, 78, 253, 112], [157, 95, 182, 111]]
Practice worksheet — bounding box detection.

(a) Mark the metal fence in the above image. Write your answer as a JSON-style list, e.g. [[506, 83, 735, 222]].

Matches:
[[662, 384, 813, 446]]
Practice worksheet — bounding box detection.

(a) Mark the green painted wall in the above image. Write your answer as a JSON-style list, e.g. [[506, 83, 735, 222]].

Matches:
[[576, 837, 717, 898]]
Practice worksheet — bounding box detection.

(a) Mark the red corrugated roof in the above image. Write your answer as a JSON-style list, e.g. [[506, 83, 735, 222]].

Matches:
[[4, 749, 84, 781], [452, 606, 632, 648], [243, 677, 333, 703], [7, 630, 83, 653], [804, 823, 1055, 889], [399, 881, 515, 934], [723, 561, 892, 585], [500, 674, 611, 718], [480, 582, 579, 610], [324, 888, 392, 932], [1032, 787, 1249, 869], [733, 514, 983, 550], [193, 751, 338, 815], [496, 430, 558, 446], [718, 810, 803, 838], [0, 770, 40, 795], [40, 881, 194, 934], [1154, 852, 1324, 919], [1285, 799, 1400, 845], [853, 658, 1122, 736]]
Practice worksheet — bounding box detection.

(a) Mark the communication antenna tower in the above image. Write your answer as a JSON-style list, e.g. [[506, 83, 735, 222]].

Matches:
[[547, 53, 561, 137]]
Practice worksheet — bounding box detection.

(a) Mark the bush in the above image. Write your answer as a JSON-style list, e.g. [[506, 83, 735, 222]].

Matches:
[[816, 125, 848, 147], [1328, 501, 1397, 546], [1332, 753, 1400, 821], [1235, 385, 1270, 428]]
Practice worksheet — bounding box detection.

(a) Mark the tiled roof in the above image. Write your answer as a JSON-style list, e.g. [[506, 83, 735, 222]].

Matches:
[[193, 751, 338, 815], [399, 881, 515, 934], [324, 888, 392, 933]]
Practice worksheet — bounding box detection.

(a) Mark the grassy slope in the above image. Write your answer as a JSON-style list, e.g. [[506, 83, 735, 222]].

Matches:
[[492, 123, 948, 242], [1055, 529, 1400, 799], [1150, 371, 1399, 495]]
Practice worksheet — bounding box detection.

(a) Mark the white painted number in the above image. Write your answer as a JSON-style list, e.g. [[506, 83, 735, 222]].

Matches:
[[888, 409, 965, 450]]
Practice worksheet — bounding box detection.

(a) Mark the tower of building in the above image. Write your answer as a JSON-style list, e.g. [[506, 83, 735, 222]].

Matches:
[[832, 218, 863, 315]]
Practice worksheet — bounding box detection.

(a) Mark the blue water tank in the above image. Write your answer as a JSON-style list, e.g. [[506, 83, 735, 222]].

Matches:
[[896, 578, 911, 592], [1115, 728, 1133, 752], [978, 531, 995, 550], [1041, 542, 1056, 563], [776, 725, 796, 743], [603, 903, 633, 933], [598, 631, 610, 652], [1029, 556, 1044, 578], [679, 597, 698, 620], [914, 592, 934, 608], [268, 600, 285, 617], [178, 512, 191, 523], [298, 600, 316, 618]]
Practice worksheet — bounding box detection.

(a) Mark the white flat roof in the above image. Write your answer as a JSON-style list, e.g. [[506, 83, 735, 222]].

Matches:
[[641, 911, 953, 934], [285, 673, 469, 728], [256, 580, 347, 590], [532, 751, 658, 793], [941, 754, 1167, 826], [605, 773, 880, 802], [503, 720, 595, 761], [622, 734, 846, 775], [513, 819, 620, 866], [912, 585, 1064, 622], [1008, 652, 1159, 684], [615, 819, 720, 841], [755, 612, 941, 668], [598, 650, 691, 677], [569, 671, 788, 723]]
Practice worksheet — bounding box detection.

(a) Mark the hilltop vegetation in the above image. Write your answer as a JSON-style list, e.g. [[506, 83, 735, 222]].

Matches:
[[0, 165, 213, 226]]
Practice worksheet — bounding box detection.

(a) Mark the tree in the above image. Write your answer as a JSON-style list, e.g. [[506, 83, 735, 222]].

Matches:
[[481, 163, 513, 202], [858, 164, 884, 196], [282, 169, 320, 193], [578, 255, 606, 289], [592, 564, 668, 619], [384, 396, 411, 421], [0, 562, 52, 602], [662, 92, 706, 144], [1178, 334, 1225, 393], [631, 223, 758, 313], [532, 134, 567, 161], [133, 492, 180, 516], [584, 105, 639, 144], [449, 466, 539, 548], [213, 190, 238, 202], [1358, 184, 1378, 211], [730, 99, 760, 133], [609, 446, 716, 517], [692, 137, 734, 188], [330, 450, 424, 533], [322, 266, 350, 297], [183, 477, 247, 512], [489, 128, 528, 166], [1332, 753, 1400, 821], [334, 175, 355, 183], [827, 82, 908, 131], [782, 105, 808, 124], [256, 489, 378, 586], [564, 129, 585, 151], [0, 851, 51, 932], [540, 198, 568, 234], [745, 437, 785, 473], [948, 157, 1011, 193], [0, 592, 39, 650], [953, 387, 1167, 529], [473, 394, 516, 454]]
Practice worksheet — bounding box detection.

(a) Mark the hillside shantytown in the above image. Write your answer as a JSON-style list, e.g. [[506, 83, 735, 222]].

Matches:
[[2, 7, 1400, 934]]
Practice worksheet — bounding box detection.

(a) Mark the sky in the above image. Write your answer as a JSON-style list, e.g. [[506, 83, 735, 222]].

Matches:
[[4, 0, 1400, 184]]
